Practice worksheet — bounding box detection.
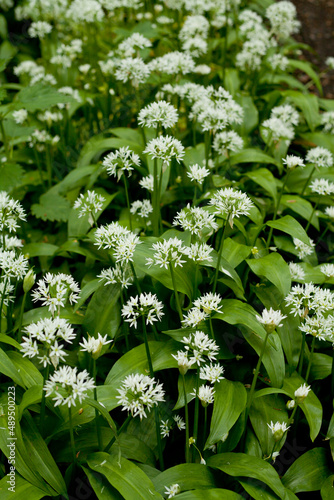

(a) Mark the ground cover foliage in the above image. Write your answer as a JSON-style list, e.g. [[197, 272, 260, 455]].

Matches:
[[0, 0, 334, 498]]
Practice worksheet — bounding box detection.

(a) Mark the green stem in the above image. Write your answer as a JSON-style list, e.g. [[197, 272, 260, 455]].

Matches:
[[331, 347, 334, 397], [208, 317, 215, 341], [222, 10, 229, 83], [192, 367, 200, 462], [123, 174, 132, 231], [0, 119, 9, 156], [120, 289, 130, 351], [17, 292, 27, 343], [129, 261, 141, 294], [0, 275, 8, 324], [142, 316, 154, 377], [305, 336, 316, 383], [203, 405, 207, 451], [243, 329, 271, 436], [301, 165, 316, 196], [305, 200, 319, 233], [182, 374, 190, 463], [169, 263, 183, 322], [40, 363, 50, 437], [152, 158, 160, 236], [45, 146, 52, 188], [266, 170, 291, 249], [298, 331, 306, 376], [93, 359, 103, 451], [104, 414, 132, 453], [319, 225, 329, 244], [213, 219, 228, 293], [68, 406, 77, 463]]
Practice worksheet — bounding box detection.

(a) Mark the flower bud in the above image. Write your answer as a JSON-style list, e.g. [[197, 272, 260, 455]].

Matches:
[[286, 400, 295, 410], [23, 269, 35, 293]]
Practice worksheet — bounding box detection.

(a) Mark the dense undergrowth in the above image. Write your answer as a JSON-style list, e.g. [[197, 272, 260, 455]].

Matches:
[[0, 0, 334, 499]]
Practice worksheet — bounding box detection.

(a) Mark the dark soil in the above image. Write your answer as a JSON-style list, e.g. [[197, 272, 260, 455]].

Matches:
[[291, 0, 334, 98]]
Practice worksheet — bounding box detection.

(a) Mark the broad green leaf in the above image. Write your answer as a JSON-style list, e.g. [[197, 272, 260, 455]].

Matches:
[[246, 252, 291, 297], [18, 385, 43, 420], [111, 127, 144, 146], [266, 215, 310, 246], [310, 353, 332, 381], [183, 144, 206, 169], [176, 489, 244, 500], [287, 61, 322, 94], [83, 467, 123, 500], [16, 84, 74, 111], [234, 95, 259, 134], [321, 475, 334, 500], [74, 279, 102, 312], [282, 372, 322, 441], [276, 307, 301, 373], [0, 347, 24, 387], [173, 371, 197, 409], [83, 283, 120, 339], [77, 136, 145, 169], [246, 168, 277, 201], [281, 195, 319, 230], [239, 478, 283, 500], [31, 192, 71, 222], [152, 464, 217, 494], [215, 300, 285, 387], [207, 453, 286, 499], [87, 452, 163, 500], [230, 149, 281, 168], [299, 132, 334, 154], [222, 238, 251, 269], [282, 448, 331, 493], [249, 394, 288, 456], [7, 351, 43, 387], [23, 242, 58, 258], [0, 333, 21, 350], [0, 474, 47, 500], [0, 163, 24, 191], [282, 90, 320, 130], [205, 379, 247, 449]]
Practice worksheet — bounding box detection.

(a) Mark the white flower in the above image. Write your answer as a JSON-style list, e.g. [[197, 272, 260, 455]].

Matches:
[[44, 366, 95, 407], [118, 33, 152, 57], [138, 101, 178, 129], [94, 222, 130, 250], [172, 350, 195, 374], [79, 333, 112, 359], [98, 264, 133, 289], [268, 53, 289, 71], [209, 187, 253, 228], [285, 283, 334, 317], [28, 21, 52, 38], [182, 308, 208, 328], [200, 363, 225, 383], [116, 373, 165, 420], [310, 178, 334, 196], [187, 164, 210, 184], [144, 136, 185, 165], [194, 64, 211, 75], [326, 57, 334, 70], [0, 251, 29, 280], [67, 0, 104, 23], [266, 1, 300, 39], [103, 147, 141, 181], [12, 109, 28, 124], [139, 174, 154, 192], [173, 414, 185, 430], [121, 292, 164, 329], [289, 262, 305, 281], [113, 233, 142, 265], [130, 199, 153, 219], [321, 264, 334, 278], [0, 191, 26, 233], [184, 242, 213, 263], [115, 57, 150, 86], [194, 293, 223, 315], [306, 147, 333, 168], [282, 155, 305, 169], [267, 420, 290, 441], [164, 483, 181, 498], [293, 238, 315, 259], [321, 111, 334, 134], [193, 385, 215, 406], [325, 206, 334, 219], [179, 14, 209, 42], [160, 419, 172, 438], [146, 237, 188, 270], [173, 205, 218, 237], [298, 313, 334, 342], [31, 272, 80, 315], [74, 190, 105, 225], [262, 117, 294, 142], [294, 383, 311, 401], [181, 330, 219, 364], [150, 51, 195, 75], [256, 307, 287, 333], [0, 280, 15, 312], [213, 131, 244, 154]]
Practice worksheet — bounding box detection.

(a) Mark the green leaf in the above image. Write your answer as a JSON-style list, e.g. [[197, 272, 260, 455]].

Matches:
[[0, 347, 25, 387], [77, 136, 145, 169], [0, 333, 21, 350], [83, 467, 123, 500], [15, 84, 75, 111], [0, 474, 47, 500], [183, 144, 206, 169], [7, 351, 43, 388], [234, 95, 259, 134], [267, 215, 310, 246], [230, 149, 281, 168], [31, 192, 71, 222], [207, 453, 287, 499], [0, 163, 24, 192], [74, 278, 102, 312], [246, 252, 291, 297], [87, 452, 163, 500], [287, 61, 322, 94], [111, 127, 144, 146], [276, 307, 301, 373], [173, 371, 197, 410], [222, 238, 251, 269], [152, 464, 217, 494], [205, 379, 247, 449], [321, 475, 334, 500], [246, 168, 277, 201], [280, 195, 319, 230], [282, 372, 322, 441], [282, 448, 331, 493], [176, 490, 244, 500], [83, 283, 120, 339], [23, 242, 58, 258]]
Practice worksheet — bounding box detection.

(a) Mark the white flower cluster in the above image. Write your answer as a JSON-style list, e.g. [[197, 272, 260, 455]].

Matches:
[[293, 238, 315, 260], [298, 314, 334, 342], [74, 190, 105, 226], [306, 146, 333, 168], [130, 200, 153, 220], [149, 51, 195, 75], [187, 164, 210, 184], [103, 146, 141, 181], [21, 317, 75, 368], [173, 205, 218, 238], [79, 333, 112, 359], [44, 366, 95, 407], [146, 237, 188, 269], [28, 21, 53, 38], [321, 111, 334, 134], [213, 131, 244, 155], [262, 104, 299, 142], [182, 292, 223, 328], [0, 251, 29, 280], [116, 373, 165, 420], [121, 292, 164, 328], [0, 192, 26, 233], [138, 101, 178, 129], [144, 135, 185, 165], [285, 283, 334, 317], [172, 330, 219, 373], [266, 1, 300, 39], [115, 57, 150, 86], [118, 33, 152, 57], [256, 307, 287, 333], [160, 415, 185, 438], [98, 263, 133, 289], [289, 262, 305, 281], [31, 272, 80, 316], [209, 187, 253, 228], [310, 179, 334, 196]]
